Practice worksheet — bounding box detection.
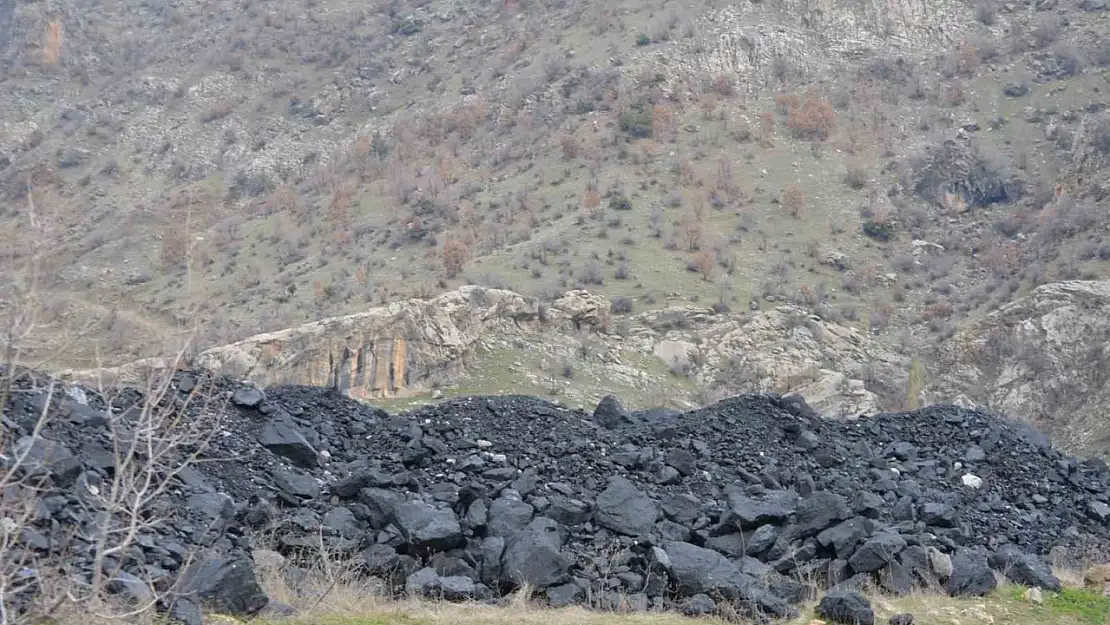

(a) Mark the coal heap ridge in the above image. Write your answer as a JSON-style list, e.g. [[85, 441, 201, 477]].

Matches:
[[2, 367, 1109, 625]]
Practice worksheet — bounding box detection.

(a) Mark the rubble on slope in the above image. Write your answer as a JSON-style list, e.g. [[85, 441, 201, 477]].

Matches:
[[2, 367, 1108, 624]]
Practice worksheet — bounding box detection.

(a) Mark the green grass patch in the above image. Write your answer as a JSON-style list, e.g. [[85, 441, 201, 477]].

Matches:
[[1005, 586, 1110, 625]]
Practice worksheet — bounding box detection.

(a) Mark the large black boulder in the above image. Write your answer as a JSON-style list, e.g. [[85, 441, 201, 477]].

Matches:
[[849, 532, 907, 574], [594, 476, 657, 536], [816, 589, 875, 625], [392, 501, 464, 552], [487, 493, 535, 537], [818, 517, 873, 560], [593, 395, 631, 429], [12, 436, 82, 485], [500, 517, 573, 588], [795, 491, 850, 537], [947, 549, 998, 597], [175, 553, 269, 616], [659, 541, 796, 619], [258, 418, 318, 468], [988, 546, 1061, 591], [723, 490, 797, 529]]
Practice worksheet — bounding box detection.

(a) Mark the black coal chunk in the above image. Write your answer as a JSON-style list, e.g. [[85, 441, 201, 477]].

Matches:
[[500, 517, 573, 588], [594, 476, 657, 536], [988, 546, 1061, 591], [947, 548, 997, 597], [258, 418, 318, 468], [175, 553, 269, 616], [392, 501, 464, 552], [816, 589, 875, 625]]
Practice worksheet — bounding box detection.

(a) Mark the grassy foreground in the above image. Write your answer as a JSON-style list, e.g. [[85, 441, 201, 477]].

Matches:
[[242, 582, 1110, 625]]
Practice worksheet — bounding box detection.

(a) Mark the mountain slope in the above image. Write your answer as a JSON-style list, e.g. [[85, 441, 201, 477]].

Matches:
[[3, 0, 1109, 374]]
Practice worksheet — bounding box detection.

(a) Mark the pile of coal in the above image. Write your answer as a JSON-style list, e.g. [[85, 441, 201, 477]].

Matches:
[[2, 367, 1108, 625]]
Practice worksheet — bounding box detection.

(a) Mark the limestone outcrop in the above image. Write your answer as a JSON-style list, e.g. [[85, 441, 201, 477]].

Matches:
[[635, 304, 905, 418], [928, 280, 1110, 456], [62, 287, 611, 399]]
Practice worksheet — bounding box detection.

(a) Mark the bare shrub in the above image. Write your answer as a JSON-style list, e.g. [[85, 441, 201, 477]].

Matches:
[[844, 163, 867, 189], [1089, 114, 1110, 155], [781, 185, 804, 218], [869, 309, 890, 334], [692, 251, 714, 281], [975, 0, 997, 25], [786, 98, 835, 141], [560, 135, 579, 159], [199, 99, 234, 123], [1095, 39, 1110, 68], [0, 358, 225, 625], [892, 254, 916, 273], [582, 259, 604, 285], [1032, 197, 1102, 253], [1051, 44, 1085, 78], [441, 240, 470, 278], [610, 297, 633, 314], [1032, 15, 1060, 49]]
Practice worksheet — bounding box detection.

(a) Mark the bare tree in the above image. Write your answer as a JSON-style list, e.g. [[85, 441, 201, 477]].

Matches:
[[1, 348, 222, 624], [2, 183, 223, 624]]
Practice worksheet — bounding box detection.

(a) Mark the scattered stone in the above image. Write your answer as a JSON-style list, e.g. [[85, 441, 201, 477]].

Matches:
[[927, 547, 954, 580], [392, 501, 464, 552], [989, 546, 1061, 591], [681, 593, 716, 615], [594, 476, 656, 536], [500, 517, 573, 588], [231, 388, 265, 408], [546, 582, 584, 608], [816, 589, 875, 625], [1023, 587, 1044, 605], [1084, 564, 1110, 589], [961, 474, 983, 489], [593, 395, 630, 429], [947, 549, 998, 597], [176, 553, 269, 616], [849, 533, 907, 574], [258, 418, 318, 468]]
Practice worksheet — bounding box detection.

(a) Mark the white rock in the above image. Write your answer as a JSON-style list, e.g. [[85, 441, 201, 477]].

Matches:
[[477, 439, 493, 449], [962, 473, 983, 489], [253, 549, 286, 571], [66, 386, 89, 405], [1023, 587, 1043, 605], [927, 546, 953, 579]]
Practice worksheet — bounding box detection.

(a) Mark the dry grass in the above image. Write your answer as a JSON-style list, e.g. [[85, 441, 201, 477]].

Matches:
[[244, 554, 1110, 625], [239, 584, 1110, 625]]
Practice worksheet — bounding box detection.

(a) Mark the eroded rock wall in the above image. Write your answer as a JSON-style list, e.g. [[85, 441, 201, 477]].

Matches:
[[930, 280, 1110, 456], [62, 287, 611, 399]]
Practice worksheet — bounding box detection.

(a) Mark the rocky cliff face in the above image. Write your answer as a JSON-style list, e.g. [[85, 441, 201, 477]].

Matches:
[[63, 287, 612, 399], [633, 304, 907, 418], [929, 281, 1110, 457], [64, 286, 900, 418]]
